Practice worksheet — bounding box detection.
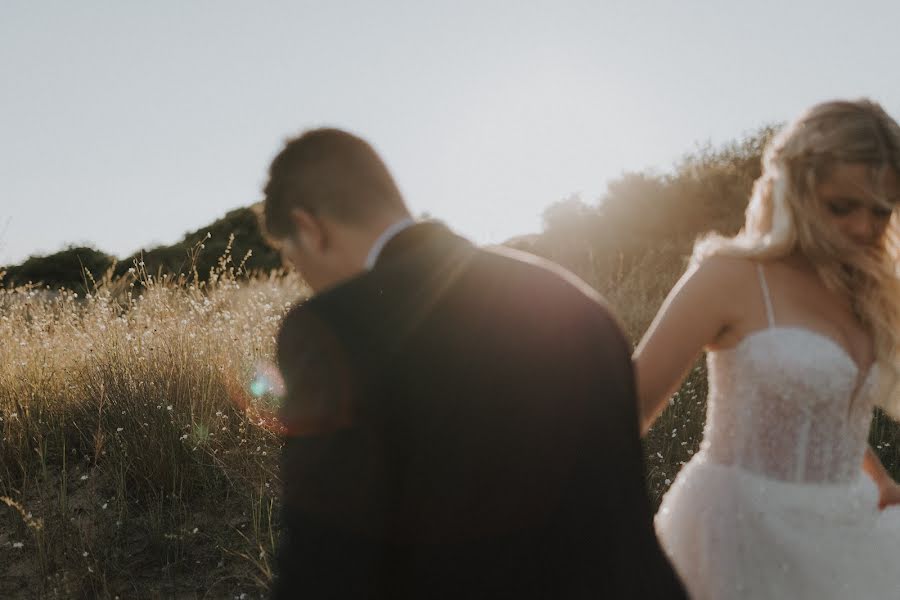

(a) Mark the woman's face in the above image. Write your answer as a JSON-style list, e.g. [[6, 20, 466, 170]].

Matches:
[[817, 163, 900, 248]]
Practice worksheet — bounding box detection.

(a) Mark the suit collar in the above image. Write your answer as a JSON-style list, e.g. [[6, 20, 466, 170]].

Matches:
[[364, 217, 416, 270], [374, 221, 470, 268]]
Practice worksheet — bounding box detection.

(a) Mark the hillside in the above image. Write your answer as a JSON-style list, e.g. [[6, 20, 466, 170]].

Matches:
[[3, 127, 775, 300], [510, 126, 776, 336], [2, 207, 282, 291]]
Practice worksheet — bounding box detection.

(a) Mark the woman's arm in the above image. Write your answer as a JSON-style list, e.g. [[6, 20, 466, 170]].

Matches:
[[863, 446, 900, 509], [633, 256, 747, 435]]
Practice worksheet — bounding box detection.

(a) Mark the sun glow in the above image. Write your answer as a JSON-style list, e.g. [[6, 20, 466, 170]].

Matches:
[[401, 54, 647, 246]]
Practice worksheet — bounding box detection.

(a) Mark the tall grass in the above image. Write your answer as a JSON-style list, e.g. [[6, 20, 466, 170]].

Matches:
[[1, 247, 304, 598], [3, 239, 899, 597]]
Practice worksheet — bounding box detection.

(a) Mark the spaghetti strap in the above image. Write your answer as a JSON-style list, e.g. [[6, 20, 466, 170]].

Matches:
[[756, 263, 776, 327]]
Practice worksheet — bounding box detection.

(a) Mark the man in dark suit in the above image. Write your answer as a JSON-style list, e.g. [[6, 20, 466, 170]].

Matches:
[[261, 128, 686, 599]]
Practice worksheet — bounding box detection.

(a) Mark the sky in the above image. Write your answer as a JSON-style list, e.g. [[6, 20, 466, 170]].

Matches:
[[2, 0, 899, 265]]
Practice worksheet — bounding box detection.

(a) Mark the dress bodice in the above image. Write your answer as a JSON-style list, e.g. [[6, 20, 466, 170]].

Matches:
[[656, 266, 898, 600], [702, 326, 877, 483]]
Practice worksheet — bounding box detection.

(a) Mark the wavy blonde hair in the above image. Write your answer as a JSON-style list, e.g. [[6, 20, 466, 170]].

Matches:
[[694, 99, 900, 416]]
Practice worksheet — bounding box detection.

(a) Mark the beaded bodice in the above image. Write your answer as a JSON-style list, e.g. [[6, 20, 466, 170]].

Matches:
[[700, 266, 877, 484]]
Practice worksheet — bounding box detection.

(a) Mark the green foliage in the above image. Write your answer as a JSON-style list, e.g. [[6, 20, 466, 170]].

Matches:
[[3, 246, 115, 291], [114, 206, 282, 282], [1, 207, 283, 291], [503, 127, 777, 346]]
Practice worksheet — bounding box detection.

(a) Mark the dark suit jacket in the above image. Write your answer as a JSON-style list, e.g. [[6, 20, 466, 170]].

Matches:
[[272, 223, 686, 599]]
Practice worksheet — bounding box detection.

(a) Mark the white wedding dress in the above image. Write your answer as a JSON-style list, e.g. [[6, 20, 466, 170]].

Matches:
[[655, 264, 900, 599]]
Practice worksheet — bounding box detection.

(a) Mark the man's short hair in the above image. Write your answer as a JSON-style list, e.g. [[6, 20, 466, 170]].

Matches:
[[260, 128, 406, 243]]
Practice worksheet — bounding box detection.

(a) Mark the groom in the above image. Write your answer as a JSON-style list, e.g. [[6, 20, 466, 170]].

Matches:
[[262, 128, 686, 599]]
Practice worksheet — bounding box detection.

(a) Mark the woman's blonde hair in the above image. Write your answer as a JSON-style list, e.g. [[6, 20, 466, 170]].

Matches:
[[694, 99, 900, 416]]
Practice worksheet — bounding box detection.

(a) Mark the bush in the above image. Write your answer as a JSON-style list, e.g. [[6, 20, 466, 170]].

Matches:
[[1, 207, 284, 292], [3, 246, 115, 291]]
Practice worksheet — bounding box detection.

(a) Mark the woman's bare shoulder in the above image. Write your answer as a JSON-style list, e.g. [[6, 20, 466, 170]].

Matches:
[[686, 254, 760, 294]]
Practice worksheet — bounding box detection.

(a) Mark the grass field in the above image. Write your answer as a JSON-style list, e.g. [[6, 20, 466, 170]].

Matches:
[[1, 251, 304, 598], [2, 246, 899, 598]]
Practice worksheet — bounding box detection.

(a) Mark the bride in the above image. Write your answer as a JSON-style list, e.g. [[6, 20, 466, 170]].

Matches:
[[635, 99, 900, 599]]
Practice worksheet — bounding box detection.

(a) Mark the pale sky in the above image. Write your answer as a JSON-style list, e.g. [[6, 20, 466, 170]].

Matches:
[[2, 0, 898, 265]]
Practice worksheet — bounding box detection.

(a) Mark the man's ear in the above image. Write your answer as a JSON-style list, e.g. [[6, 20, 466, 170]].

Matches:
[[289, 208, 327, 253]]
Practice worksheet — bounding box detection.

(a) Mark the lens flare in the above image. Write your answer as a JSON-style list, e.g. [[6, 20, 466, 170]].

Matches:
[[248, 360, 285, 398], [249, 379, 268, 397], [222, 360, 287, 435]]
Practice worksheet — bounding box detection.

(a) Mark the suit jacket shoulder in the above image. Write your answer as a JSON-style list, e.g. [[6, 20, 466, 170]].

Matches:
[[276, 301, 358, 436]]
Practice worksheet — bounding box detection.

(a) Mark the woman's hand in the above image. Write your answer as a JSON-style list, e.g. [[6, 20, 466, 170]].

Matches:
[[877, 479, 900, 510], [863, 446, 900, 510]]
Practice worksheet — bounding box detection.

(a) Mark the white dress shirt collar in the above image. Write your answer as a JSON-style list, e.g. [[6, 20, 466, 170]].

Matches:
[[364, 217, 416, 270]]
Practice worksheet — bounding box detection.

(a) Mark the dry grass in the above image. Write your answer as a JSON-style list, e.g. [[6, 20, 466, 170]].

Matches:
[[3, 240, 900, 597], [1, 246, 304, 598]]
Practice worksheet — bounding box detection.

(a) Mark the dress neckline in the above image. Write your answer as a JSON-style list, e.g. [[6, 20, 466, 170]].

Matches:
[[714, 326, 877, 394]]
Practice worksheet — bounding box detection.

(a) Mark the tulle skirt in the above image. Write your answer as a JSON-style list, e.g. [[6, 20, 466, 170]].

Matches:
[[655, 452, 900, 599]]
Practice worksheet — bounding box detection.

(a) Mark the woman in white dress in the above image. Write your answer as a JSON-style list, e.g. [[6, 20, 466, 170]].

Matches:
[[636, 99, 900, 599]]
